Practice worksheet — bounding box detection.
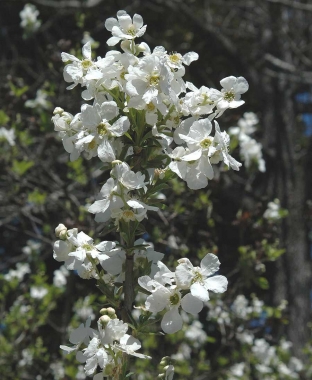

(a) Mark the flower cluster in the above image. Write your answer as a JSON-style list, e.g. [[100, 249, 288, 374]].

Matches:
[[52, 9, 248, 196], [138, 253, 227, 333], [229, 112, 265, 172], [51, 9, 249, 379], [53, 224, 163, 281], [19, 4, 41, 35], [61, 308, 150, 380]]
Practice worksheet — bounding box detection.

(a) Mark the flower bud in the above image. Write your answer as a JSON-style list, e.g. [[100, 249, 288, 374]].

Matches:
[[106, 307, 116, 316], [154, 168, 166, 180], [53, 107, 64, 115], [157, 375, 165, 379], [99, 315, 111, 326], [100, 308, 107, 315], [55, 224, 67, 240], [112, 160, 122, 166], [160, 356, 171, 366]]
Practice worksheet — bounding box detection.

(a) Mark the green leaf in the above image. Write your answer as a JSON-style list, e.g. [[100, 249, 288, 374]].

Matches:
[[12, 159, 34, 176], [0, 110, 10, 125]]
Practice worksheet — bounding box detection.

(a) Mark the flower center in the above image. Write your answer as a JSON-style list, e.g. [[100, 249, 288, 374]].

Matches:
[[82, 59, 92, 69], [149, 74, 160, 86], [192, 269, 204, 285], [97, 122, 109, 136], [122, 210, 136, 222], [88, 139, 97, 149], [200, 137, 213, 149], [82, 243, 94, 251], [224, 90, 235, 102], [146, 102, 155, 112], [169, 293, 180, 306], [201, 94, 214, 105], [169, 53, 181, 64], [127, 25, 136, 37], [120, 71, 127, 80]]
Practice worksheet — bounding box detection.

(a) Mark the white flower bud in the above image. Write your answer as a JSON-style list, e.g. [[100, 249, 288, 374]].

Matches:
[[100, 308, 107, 315], [55, 224, 67, 239], [106, 307, 116, 316], [53, 107, 64, 115], [99, 315, 111, 326]]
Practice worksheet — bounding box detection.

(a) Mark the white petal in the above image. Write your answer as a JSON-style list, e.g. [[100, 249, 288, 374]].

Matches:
[[190, 283, 209, 302], [88, 199, 110, 214], [205, 275, 228, 293], [200, 253, 220, 276], [110, 116, 130, 137], [101, 101, 118, 121], [105, 17, 118, 32], [181, 293, 204, 314], [98, 139, 116, 162], [82, 42, 91, 60], [161, 307, 183, 334], [133, 14, 144, 29], [183, 51, 199, 65], [175, 264, 193, 289], [220, 76, 236, 90], [106, 36, 121, 46], [145, 287, 169, 312], [234, 77, 249, 94]]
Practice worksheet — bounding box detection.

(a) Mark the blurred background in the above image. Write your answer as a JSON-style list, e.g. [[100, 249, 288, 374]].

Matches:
[[1, 0, 312, 379]]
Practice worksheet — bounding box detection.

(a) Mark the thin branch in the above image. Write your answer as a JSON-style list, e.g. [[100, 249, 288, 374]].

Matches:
[[32, 0, 104, 8], [267, 0, 312, 12]]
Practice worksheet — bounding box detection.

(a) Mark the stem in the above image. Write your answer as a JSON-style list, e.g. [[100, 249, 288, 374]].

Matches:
[[124, 253, 135, 317]]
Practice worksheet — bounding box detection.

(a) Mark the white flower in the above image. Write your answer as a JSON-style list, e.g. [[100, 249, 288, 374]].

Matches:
[[68, 233, 116, 270], [139, 275, 203, 334], [232, 295, 250, 319], [53, 266, 69, 288], [229, 362, 245, 377], [229, 112, 258, 137], [88, 178, 123, 223], [239, 135, 266, 172], [115, 334, 151, 359], [4, 263, 30, 281], [105, 11, 146, 46], [212, 121, 242, 170], [125, 54, 170, 104], [184, 83, 221, 116], [30, 286, 48, 299], [215, 76, 249, 116], [0, 127, 16, 146], [25, 90, 51, 110], [175, 253, 228, 302], [20, 4, 41, 33], [60, 317, 95, 354], [61, 42, 113, 89], [185, 321, 207, 347], [263, 199, 281, 220]]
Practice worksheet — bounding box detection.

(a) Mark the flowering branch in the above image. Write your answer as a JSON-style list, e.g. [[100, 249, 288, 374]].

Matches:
[[51, 9, 249, 379]]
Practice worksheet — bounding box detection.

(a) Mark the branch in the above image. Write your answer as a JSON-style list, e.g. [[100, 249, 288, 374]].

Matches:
[[33, 0, 104, 8], [264, 53, 312, 83], [267, 0, 312, 12]]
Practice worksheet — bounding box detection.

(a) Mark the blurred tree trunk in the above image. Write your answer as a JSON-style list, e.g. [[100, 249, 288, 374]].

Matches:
[[262, 3, 311, 357]]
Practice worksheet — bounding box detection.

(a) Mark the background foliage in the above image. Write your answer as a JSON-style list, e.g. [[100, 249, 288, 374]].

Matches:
[[1, 0, 312, 379]]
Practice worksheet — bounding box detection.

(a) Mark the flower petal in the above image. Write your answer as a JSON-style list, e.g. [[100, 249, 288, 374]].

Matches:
[[161, 307, 183, 334], [200, 253, 220, 276], [181, 293, 204, 314], [190, 282, 209, 302], [205, 275, 228, 293]]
